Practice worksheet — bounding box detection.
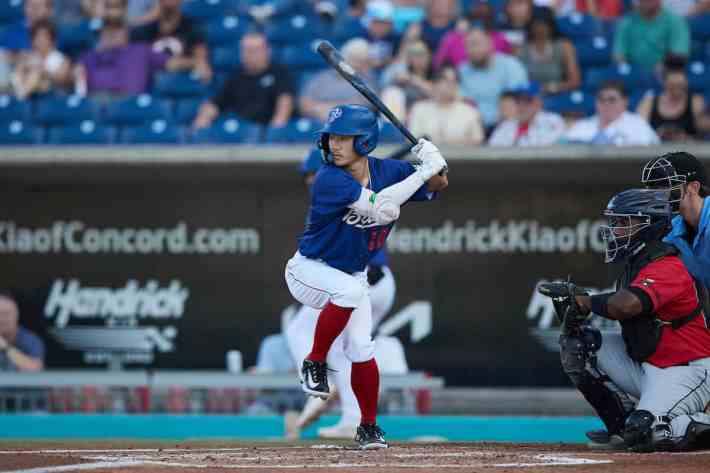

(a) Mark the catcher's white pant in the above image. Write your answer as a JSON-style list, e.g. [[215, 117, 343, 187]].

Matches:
[[285, 251, 375, 362], [597, 333, 710, 444]]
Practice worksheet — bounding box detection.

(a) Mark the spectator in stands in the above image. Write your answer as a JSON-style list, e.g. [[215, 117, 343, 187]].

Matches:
[[458, 27, 529, 130], [613, 0, 690, 71], [403, 0, 457, 56], [498, 89, 519, 124], [192, 32, 294, 129], [0, 0, 53, 52], [573, 0, 624, 20], [408, 66, 484, 145], [636, 56, 710, 141], [380, 40, 434, 120], [392, 0, 426, 34], [362, 0, 401, 69], [299, 38, 376, 122], [0, 292, 44, 372], [562, 80, 660, 145], [433, 2, 512, 70], [496, 0, 555, 52], [0, 51, 11, 93], [75, 0, 169, 99], [331, 0, 368, 41], [130, 0, 211, 83], [12, 20, 72, 99], [662, 0, 710, 17], [127, 0, 160, 25], [488, 81, 566, 146], [518, 14, 580, 95]]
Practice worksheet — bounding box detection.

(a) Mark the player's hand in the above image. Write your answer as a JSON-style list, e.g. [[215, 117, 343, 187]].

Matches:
[[412, 139, 448, 180]]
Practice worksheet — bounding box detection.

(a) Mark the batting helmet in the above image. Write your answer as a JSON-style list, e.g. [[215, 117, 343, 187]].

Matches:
[[600, 188, 672, 263], [316, 104, 379, 163]]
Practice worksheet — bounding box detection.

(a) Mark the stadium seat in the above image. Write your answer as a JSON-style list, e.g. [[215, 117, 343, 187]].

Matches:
[[211, 45, 240, 73], [542, 90, 595, 117], [153, 71, 210, 99], [35, 95, 101, 126], [689, 13, 710, 42], [104, 94, 172, 126], [330, 17, 367, 43], [205, 15, 252, 47], [46, 121, 116, 144], [181, 0, 235, 22], [378, 121, 407, 144], [0, 120, 42, 144], [265, 14, 324, 46], [583, 63, 659, 94], [556, 13, 603, 39], [174, 98, 206, 124], [120, 120, 183, 143], [573, 35, 612, 69], [57, 19, 101, 58], [0, 94, 31, 123], [264, 118, 322, 143], [191, 115, 261, 143], [687, 61, 710, 94], [628, 88, 652, 111], [0, 0, 23, 25], [277, 42, 327, 72]]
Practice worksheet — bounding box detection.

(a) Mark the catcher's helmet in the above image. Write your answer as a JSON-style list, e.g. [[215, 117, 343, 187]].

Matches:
[[316, 104, 379, 163], [601, 188, 672, 263], [641, 154, 687, 212]]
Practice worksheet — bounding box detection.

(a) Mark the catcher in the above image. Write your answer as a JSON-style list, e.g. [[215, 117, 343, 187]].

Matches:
[[539, 188, 710, 452]]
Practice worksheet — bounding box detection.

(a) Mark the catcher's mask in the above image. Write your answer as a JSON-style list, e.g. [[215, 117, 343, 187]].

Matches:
[[600, 189, 672, 263], [641, 156, 686, 212]]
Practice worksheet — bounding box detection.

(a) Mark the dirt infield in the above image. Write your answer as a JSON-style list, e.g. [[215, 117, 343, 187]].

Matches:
[[0, 441, 709, 473]]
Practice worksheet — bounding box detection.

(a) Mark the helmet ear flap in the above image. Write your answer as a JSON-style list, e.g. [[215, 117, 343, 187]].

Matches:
[[317, 133, 332, 163]]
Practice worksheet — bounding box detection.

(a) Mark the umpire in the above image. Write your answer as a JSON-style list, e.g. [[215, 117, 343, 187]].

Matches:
[[540, 188, 710, 452]]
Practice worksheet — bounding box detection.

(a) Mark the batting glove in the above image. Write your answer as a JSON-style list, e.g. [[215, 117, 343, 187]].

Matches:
[[411, 139, 447, 181]]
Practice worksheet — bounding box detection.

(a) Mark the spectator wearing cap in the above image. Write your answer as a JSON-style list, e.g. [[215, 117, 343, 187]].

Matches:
[[408, 66, 484, 145], [299, 38, 377, 122], [646, 152, 710, 289], [192, 32, 295, 129], [0, 292, 44, 372], [613, 0, 690, 71], [363, 0, 402, 69], [458, 27, 529, 130], [562, 80, 660, 145], [488, 82, 565, 146]]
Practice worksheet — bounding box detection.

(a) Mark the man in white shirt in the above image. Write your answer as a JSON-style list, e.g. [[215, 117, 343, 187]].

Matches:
[[488, 82, 566, 147], [562, 81, 660, 146]]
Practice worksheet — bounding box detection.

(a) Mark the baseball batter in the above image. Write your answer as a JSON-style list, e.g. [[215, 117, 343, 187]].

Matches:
[[284, 104, 448, 449], [540, 189, 710, 452]]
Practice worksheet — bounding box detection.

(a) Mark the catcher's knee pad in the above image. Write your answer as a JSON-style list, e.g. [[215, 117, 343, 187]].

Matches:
[[344, 337, 376, 363], [624, 410, 663, 452]]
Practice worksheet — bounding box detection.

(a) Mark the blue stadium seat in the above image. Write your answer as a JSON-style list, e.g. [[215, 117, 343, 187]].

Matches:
[[120, 120, 183, 143], [57, 20, 100, 58], [35, 95, 101, 126], [191, 115, 261, 143], [543, 90, 595, 117], [46, 121, 116, 144], [556, 13, 604, 39], [277, 42, 327, 72], [182, 0, 235, 22], [264, 118, 322, 143], [583, 63, 659, 94], [628, 88, 653, 111], [174, 98, 206, 124], [0, 0, 23, 25], [265, 14, 325, 46], [689, 13, 710, 42], [0, 120, 42, 144], [153, 71, 210, 98], [104, 95, 172, 126], [0, 94, 31, 123], [211, 45, 240, 73], [689, 40, 709, 62], [574, 35, 612, 69], [205, 15, 252, 47], [378, 121, 407, 144], [687, 61, 710, 94], [330, 17, 367, 43]]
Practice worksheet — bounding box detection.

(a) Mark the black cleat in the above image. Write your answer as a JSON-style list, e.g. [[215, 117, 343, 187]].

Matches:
[[585, 429, 626, 450], [355, 423, 388, 449], [301, 359, 329, 398]]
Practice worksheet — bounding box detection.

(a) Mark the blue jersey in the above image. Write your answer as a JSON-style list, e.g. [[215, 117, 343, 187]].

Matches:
[[298, 156, 432, 274], [664, 197, 710, 289], [369, 247, 389, 267]]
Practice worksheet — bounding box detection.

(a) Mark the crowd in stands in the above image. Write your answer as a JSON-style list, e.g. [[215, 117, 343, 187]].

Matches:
[[0, 0, 709, 145]]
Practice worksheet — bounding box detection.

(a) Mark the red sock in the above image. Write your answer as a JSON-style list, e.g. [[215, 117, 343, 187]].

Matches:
[[306, 302, 353, 362], [351, 358, 379, 425]]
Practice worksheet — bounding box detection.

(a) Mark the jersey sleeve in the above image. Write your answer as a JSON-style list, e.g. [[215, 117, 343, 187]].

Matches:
[[311, 167, 362, 213], [629, 257, 692, 313], [387, 159, 435, 202]]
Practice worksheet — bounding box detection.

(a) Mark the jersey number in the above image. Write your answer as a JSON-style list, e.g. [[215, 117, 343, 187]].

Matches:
[[368, 228, 389, 252]]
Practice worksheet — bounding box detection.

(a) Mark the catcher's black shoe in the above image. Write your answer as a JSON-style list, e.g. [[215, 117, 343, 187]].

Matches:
[[355, 423, 388, 449], [585, 429, 625, 450], [301, 359, 329, 398]]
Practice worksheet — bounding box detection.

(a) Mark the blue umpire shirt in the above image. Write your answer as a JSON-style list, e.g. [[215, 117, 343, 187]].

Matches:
[[664, 197, 710, 289]]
